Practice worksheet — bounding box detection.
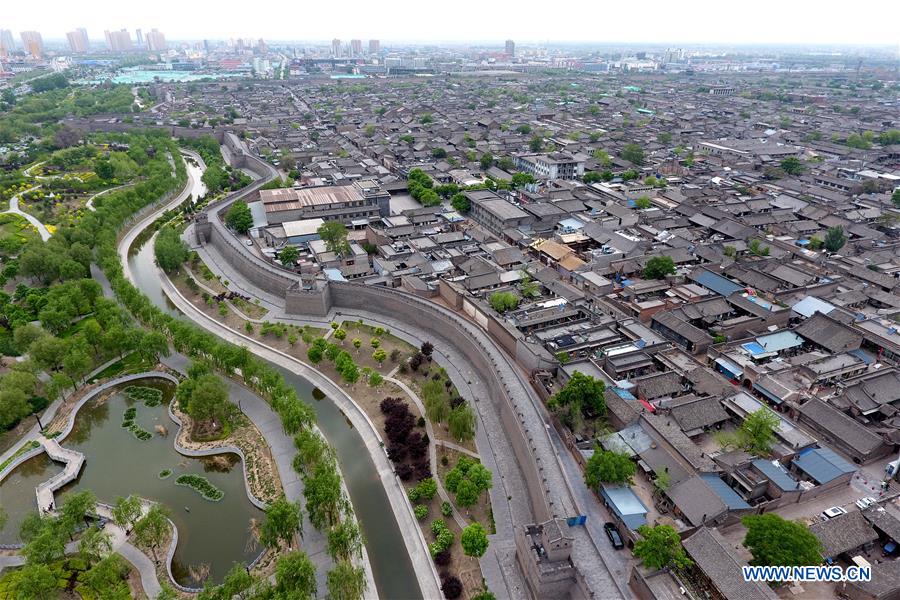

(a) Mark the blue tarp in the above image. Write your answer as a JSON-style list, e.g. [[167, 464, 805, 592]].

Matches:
[[752, 459, 800, 491], [792, 447, 856, 485], [700, 474, 751, 510], [694, 270, 743, 297], [741, 342, 767, 356]]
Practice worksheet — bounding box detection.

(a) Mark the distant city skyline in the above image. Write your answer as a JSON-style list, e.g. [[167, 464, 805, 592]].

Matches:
[[5, 0, 899, 46]]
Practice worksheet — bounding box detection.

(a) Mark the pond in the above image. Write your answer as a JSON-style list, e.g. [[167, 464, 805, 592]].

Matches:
[[55, 378, 263, 586], [0, 454, 63, 544], [127, 158, 421, 598]]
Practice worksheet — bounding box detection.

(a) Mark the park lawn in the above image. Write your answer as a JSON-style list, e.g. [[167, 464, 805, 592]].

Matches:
[[0, 212, 39, 256]]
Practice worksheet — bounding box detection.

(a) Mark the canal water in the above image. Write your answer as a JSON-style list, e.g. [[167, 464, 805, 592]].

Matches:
[[125, 167, 420, 597]]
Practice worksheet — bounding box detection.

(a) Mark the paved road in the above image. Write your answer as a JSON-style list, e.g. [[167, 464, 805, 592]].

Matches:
[[187, 224, 631, 599], [3, 185, 51, 241]]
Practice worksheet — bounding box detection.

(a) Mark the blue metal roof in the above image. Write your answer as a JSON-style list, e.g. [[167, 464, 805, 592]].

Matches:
[[694, 270, 743, 297], [600, 485, 648, 530], [756, 331, 805, 353], [791, 447, 856, 484], [752, 459, 800, 491], [792, 296, 835, 319], [741, 341, 767, 356], [700, 474, 751, 510]]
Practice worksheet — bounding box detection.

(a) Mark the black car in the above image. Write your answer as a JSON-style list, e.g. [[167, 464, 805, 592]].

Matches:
[[604, 522, 624, 550]]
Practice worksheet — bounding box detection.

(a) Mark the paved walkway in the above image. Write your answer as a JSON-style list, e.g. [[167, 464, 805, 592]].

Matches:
[[161, 352, 337, 596], [156, 267, 433, 599], [86, 183, 136, 212], [35, 438, 85, 513], [3, 185, 51, 241]]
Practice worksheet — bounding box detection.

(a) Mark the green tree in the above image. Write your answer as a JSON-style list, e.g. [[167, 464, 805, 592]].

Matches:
[[448, 403, 476, 442], [60, 489, 97, 532], [634, 196, 652, 210], [748, 239, 770, 257], [444, 457, 492, 508], [633, 524, 693, 570], [461, 522, 490, 557], [480, 152, 494, 170], [278, 245, 299, 267], [260, 498, 303, 550], [155, 226, 189, 273], [529, 135, 543, 152], [824, 226, 847, 252], [327, 561, 367, 600], [489, 291, 519, 313], [275, 551, 317, 599], [450, 192, 471, 212], [372, 348, 387, 364], [225, 201, 253, 234], [13, 563, 58, 599], [780, 157, 804, 175], [133, 504, 170, 564], [94, 158, 115, 180], [549, 371, 606, 424], [327, 519, 363, 562], [318, 221, 351, 256], [893, 188, 900, 208], [742, 513, 823, 568], [584, 446, 635, 488], [334, 328, 347, 344], [111, 495, 142, 533], [620, 143, 645, 165], [739, 408, 780, 456], [178, 373, 234, 433], [644, 255, 676, 279], [78, 525, 113, 566]]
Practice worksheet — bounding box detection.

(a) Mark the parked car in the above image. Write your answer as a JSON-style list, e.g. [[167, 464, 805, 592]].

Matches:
[[604, 522, 624, 550], [856, 497, 878, 510], [822, 506, 848, 519]]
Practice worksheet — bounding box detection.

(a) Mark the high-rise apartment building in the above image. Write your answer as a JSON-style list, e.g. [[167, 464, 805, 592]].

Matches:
[[368, 39, 380, 55], [505, 39, 515, 58], [66, 28, 89, 53], [0, 30, 15, 57], [20, 31, 43, 58], [105, 29, 133, 52], [350, 39, 362, 57], [146, 29, 166, 52], [331, 38, 342, 58], [135, 29, 144, 46]]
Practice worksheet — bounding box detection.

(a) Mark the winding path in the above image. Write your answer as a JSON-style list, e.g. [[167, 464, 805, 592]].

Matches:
[[86, 183, 136, 212], [3, 185, 51, 241]]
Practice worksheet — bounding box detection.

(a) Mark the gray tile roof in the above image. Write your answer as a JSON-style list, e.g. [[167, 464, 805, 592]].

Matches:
[[809, 510, 878, 558], [682, 528, 778, 600]]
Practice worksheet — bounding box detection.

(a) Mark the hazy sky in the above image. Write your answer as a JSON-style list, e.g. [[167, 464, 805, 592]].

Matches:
[[6, 0, 899, 46]]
